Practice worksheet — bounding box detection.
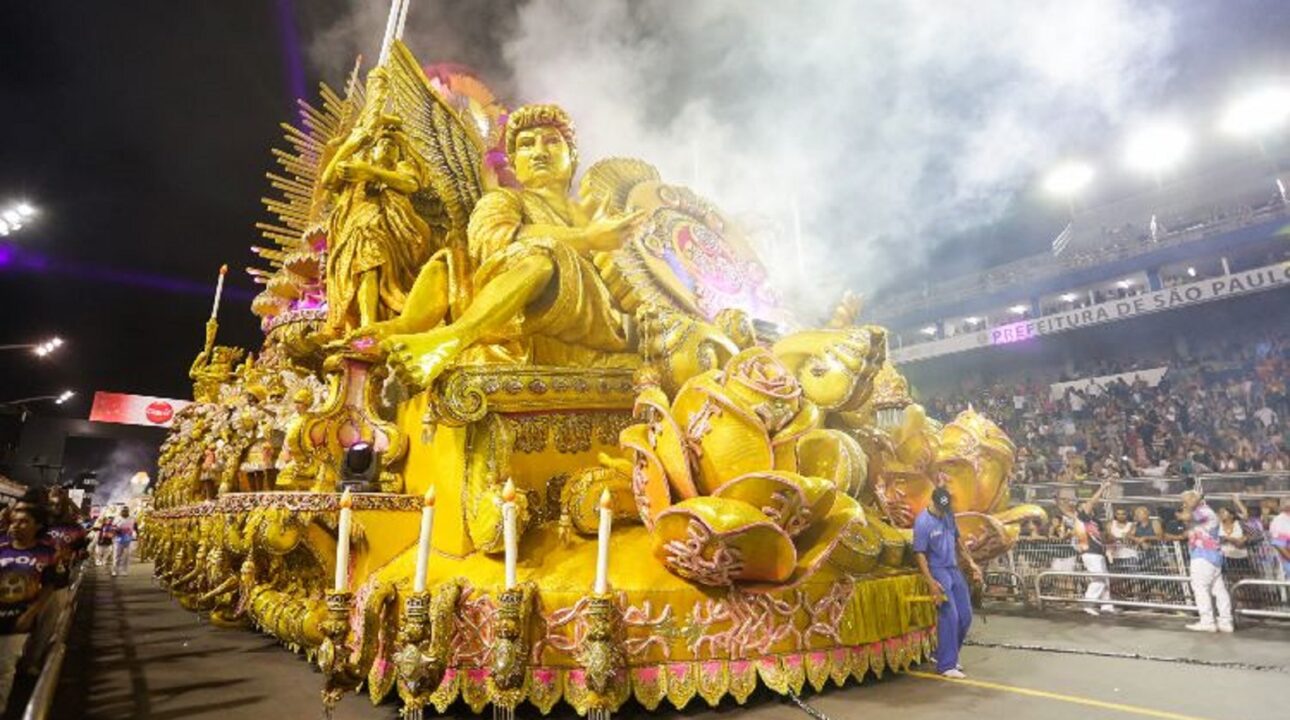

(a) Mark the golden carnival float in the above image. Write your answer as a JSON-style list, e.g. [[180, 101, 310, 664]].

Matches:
[[144, 5, 1044, 717]]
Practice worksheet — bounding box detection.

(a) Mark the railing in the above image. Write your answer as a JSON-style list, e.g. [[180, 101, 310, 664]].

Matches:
[[984, 538, 1289, 623], [1012, 474, 1290, 513], [22, 563, 84, 720], [1230, 579, 1290, 620], [869, 201, 1290, 321], [1035, 570, 1196, 613]]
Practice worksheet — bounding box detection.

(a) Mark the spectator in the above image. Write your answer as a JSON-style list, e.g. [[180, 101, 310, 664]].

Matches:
[[0, 505, 58, 710], [1258, 498, 1281, 532], [1160, 507, 1187, 543], [1181, 491, 1233, 632], [111, 507, 136, 577], [1058, 481, 1115, 615], [1270, 498, 1290, 580], [1019, 518, 1042, 539], [92, 514, 115, 568], [1217, 505, 1254, 581], [1107, 506, 1139, 572]]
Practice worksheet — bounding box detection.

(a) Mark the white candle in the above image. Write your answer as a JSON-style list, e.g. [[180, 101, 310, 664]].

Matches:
[[502, 479, 517, 590], [334, 489, 353, 592], [210, 264, 228, 320], [412, 485, 436, 593], [594, 488, 613, 594]]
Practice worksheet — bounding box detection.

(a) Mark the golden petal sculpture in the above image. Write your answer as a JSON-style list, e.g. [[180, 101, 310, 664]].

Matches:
[[711, 471, 836, 539], [653, 496, 797, 585]]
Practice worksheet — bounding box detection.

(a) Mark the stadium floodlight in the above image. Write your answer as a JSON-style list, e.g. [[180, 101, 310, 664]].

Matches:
[[964, 316, 982, 325], [32, 337, 64, 357], [55, 390, 75, 404], [1124, 122, 1190, 176], [1009, 304, 1029, 315], [1186, 266, 1197, 278], [0, 201, 36, 236], [1043, 161, 1095, 197], [920, 326, 937, 336], [1060, 293, 1079, 303], [1220, 86, 1290, 137], [1116, 279, 1134, 289]]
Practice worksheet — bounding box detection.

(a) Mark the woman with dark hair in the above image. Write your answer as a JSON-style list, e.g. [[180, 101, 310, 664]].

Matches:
[[0, 504, 58, 709], [1218, 505, 1254, 581]]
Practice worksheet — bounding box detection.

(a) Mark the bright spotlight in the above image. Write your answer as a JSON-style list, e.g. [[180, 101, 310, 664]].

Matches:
[[55, 390, 75, 404], [50, 337, 63, 347], [1060, 293, 1079, 303], [965, 316, 982, 325], [1186, 266, 1197, 278], [15, 203, 34, 217], [1124, 122, 1190, 175], [1, 210, 18, 225], [0, 220, 9, 236], [920, 326, 937, 336], [1043, 162, 1095, 197], [1009, 304, 1029, 315], [1220, 86, 1290, 137], [1116, 279, 1133, 289]]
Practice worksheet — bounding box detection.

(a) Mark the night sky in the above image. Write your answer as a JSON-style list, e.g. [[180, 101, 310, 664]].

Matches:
[[0, 2, 339, 410], [2, 1, 1290, 416]]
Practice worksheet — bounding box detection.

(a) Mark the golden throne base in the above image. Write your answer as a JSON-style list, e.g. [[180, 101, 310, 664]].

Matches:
[[364, 524, 936, 714]]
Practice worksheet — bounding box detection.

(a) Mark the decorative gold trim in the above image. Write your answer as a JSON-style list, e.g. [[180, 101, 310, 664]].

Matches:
[[427, 366, 637, 426]]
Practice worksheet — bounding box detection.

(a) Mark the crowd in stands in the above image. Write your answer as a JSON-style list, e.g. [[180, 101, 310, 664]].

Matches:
[[922, 328, 1290, 627], [0, 487, 135, 713], [923, 330, 1290, 485]]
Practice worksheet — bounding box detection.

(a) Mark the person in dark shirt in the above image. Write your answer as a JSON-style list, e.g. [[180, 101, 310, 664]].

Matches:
[[1058, 480, 1114, 615], [0, 505, 58, 709]]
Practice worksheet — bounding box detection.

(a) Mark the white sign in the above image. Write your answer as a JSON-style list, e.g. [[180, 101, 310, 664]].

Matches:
[[1049, 366, 1169, 400], [891, 261, 1290, 364]]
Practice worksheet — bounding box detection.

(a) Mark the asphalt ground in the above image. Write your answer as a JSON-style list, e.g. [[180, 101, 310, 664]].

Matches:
[[42, 561, 1289, 720]]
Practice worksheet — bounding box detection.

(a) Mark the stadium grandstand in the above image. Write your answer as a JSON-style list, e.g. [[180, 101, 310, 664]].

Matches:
[[877, 163, 1289, 364], [870, 127, 1290, 645]]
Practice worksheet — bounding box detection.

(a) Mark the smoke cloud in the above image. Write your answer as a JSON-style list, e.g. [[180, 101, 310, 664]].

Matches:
[[308, 1, 1174, 315], [93, 441, 155, 506]]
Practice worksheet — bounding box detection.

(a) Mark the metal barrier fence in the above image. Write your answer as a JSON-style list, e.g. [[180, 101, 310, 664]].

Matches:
[[984, 538, 1290, 621]]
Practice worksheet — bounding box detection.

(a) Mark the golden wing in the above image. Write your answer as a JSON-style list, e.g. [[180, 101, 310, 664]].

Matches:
[[251, 59, 367, 347], [384, 40, 487, 314]]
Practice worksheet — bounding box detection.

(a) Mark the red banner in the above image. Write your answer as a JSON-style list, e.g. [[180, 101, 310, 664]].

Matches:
[[89, 392, 190, 428]]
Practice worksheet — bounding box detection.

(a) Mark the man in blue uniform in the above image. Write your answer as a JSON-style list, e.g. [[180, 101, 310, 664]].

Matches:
[[913, 487, 982, 678]]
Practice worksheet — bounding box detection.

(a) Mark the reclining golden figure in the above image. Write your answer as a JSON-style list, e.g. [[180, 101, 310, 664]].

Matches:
[[362, 104, 643, 387]]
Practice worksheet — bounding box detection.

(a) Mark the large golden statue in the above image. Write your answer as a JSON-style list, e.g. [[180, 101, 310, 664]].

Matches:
[[146, 32, 1043, 719], [321, 98, 433, 336], [369, 104, 642, 387]]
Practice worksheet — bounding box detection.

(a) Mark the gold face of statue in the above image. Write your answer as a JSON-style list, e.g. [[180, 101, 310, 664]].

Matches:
[[513, 126, 573, 188], [372, 136, 399, 167]]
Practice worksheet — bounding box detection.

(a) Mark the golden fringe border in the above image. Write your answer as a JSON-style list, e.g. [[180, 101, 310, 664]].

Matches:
[[411, 629, 935, 715]]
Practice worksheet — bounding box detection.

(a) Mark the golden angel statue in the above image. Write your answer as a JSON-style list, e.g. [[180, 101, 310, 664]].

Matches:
[[321, 99, 433, 336]]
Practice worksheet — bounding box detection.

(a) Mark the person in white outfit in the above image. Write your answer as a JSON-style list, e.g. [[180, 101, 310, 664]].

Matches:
[[111, 507, 136, 577], [1180, 490, 1233, 632]]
